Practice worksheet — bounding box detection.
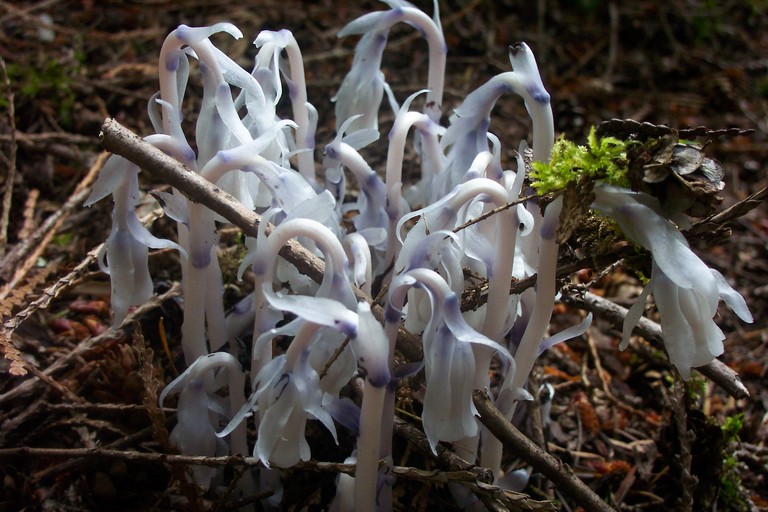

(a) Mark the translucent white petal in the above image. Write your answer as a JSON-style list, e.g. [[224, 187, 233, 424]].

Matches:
[[83, 155, 133, 207], [712, 269, 753, 323]]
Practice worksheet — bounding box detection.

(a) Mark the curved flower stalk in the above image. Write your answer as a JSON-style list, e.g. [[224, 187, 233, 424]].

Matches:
[[222, 292, 389, 510], [176, 126, 298, 361], [158, 23, 243, 137], [159, 352, 247, 490], [395, 177, 525, 468], [261, 292, 393, 511], [247, 218, 356, 379], [254, 29, 318, 183], [153, 23, 263, 364], [84, 156, 183, 326], [397, 177, 517, 340], [338, 0, 446, 126], [438, 43, 553, 200], [592, 185, 753, 378], [480, 195, 563, 477], [382, 90, 445, 273]]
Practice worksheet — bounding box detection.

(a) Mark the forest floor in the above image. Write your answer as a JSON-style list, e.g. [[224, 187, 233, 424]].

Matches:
[[1, 0, 767, 511]]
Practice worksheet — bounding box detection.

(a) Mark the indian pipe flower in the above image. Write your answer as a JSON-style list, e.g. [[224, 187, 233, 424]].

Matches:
[[438, 42, 553, 200], [159, 352, 247, 489], [84, 156, 184, 326], [335, 0, 446, 132], [592, 185, 753, 378], [387, 268, 513, 453]]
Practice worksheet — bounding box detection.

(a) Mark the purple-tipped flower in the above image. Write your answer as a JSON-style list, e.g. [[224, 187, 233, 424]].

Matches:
[[160, 352, 246, 489], [256, 351, 337, 467], [337, 0, 446, 127], [389, 268, 512, 452], [333, 29, 394, 134], [593, 185, 753, 378], [439, 43, 553, 199], [84, 156, 183, 325]]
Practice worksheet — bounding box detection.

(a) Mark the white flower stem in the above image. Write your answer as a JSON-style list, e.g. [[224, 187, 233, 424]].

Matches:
[[392, 7, 446, 121], [481, 195, 563, 478], [355, 380, 387, 511], [383, 110, 432, 274], [250, 219, 348, 377], [281, 35, 315, 183]]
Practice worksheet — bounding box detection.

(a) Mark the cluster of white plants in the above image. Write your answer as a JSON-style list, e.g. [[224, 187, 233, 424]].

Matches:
[[84, 1, 753, 509]]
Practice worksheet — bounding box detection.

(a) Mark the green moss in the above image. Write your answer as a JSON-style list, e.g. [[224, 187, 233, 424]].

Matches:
[[721, 413, 744, 442], [530, 126, 634, 194], [718, 413, 750, 511], [5, 48, 83, 128]]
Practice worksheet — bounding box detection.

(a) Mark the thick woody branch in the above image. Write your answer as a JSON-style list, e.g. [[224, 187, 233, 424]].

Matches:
[[98, 118, 422, 361]]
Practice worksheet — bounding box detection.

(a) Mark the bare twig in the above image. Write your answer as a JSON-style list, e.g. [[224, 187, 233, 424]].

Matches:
[[668, 374, 697, 512], [0, 131, 96, 144], [687, 184, 768, 237], [563, 290, 750, 400], [0, 56, 16, 259], [3, 243, 103, 334], [452, 193, 536, 234], [0, 445, 554, 511], [0, 151, 107, 290], [473, 390, 615, 512], [0, 283, 182, 404], [98, 118, 423, 362]]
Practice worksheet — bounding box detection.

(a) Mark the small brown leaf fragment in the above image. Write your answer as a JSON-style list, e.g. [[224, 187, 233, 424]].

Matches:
[[69, 299, 111, 317], [575, 392, 601, 435]]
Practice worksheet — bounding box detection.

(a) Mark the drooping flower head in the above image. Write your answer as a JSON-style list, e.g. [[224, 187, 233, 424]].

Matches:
[[593, 185, 753, 378]]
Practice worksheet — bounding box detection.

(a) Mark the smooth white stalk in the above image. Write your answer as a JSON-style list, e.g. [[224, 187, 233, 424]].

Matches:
[[383, 100, 437, 272], [355, 378, 387, 511], [256, 30, 316, 182], [394, 6, 446, 122], [481, 195, 563, 478]]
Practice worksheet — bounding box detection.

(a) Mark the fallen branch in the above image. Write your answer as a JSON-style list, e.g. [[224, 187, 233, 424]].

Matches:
[[0, 446, 555, 511], [473, 390, 615, 512], [98, 117, 423, 362]]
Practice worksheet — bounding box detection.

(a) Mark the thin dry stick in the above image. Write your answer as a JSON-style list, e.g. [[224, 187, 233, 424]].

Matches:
[[0, 56, 17, 259], [564, 290, 750, 400], [17, 188, 40, 241], [0, 446, 555, 511], [0, 131, 96, 144], [98, 118, 423, 362], [452, 193, 536, 234], [668, 374, 697, 512], [473, 390, 615, 512], [0, 151, 108, 291], [4, 243, 104, 334], [687, 183, 768, 237], [0, 283, 182, 404]]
